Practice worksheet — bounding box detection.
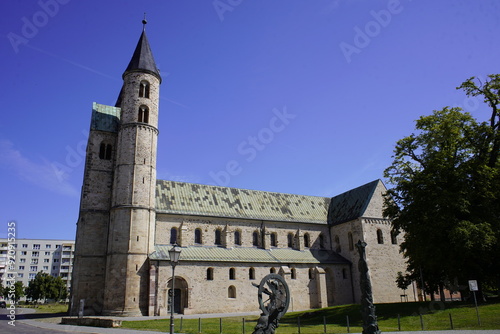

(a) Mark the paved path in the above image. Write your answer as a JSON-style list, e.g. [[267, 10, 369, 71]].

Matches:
[[7, 308, 500, 334]]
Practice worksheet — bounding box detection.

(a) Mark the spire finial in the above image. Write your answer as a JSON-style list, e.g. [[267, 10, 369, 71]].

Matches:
[[142, 13, 147, 31]]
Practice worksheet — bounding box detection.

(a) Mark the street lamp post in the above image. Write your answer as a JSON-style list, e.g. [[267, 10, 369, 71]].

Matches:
[[168, 243, 182, 334]]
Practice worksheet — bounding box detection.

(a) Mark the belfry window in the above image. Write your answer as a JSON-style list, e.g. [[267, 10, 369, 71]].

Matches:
[[287, 233, 294, 248], [138, 106, 149, 123], [391, 230, 398, 245], [206, 267, 214, 280], [170, 227, 178, 245], [304, 233, 310, 248], [252, 231, 259, 247], [234, 230, 241, 246], [348, 232, 354, 251], [270, 233, 277, 247], [99, 142, 112, 160], [377, 229, 384, 244], [215, 229, 222, 245], [139, 81, 150, 98], [195, 228, 202, 244], [249, 267, 255, 280]]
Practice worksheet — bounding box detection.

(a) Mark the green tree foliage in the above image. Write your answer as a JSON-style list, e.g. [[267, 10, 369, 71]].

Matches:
[[13, 281, 25, 302], [26, 272, 68, 303], [384, 75, 500, 297]]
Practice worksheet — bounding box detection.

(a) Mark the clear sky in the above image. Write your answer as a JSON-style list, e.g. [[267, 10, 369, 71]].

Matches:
[[1, 0, 498, 240]]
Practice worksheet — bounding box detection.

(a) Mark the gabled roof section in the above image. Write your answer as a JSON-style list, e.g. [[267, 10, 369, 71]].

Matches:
[[156, 180, 330, 224], [90, 102, 120, 133], [327, 179, 386, 226], [150, 245, 350, 264], [123, 30, 161, 82]]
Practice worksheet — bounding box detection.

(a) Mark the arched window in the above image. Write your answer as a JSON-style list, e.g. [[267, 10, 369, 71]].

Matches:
[[377, 229, 384, 244], [228, 285, 236, 298], [252, 231, 259, 247], [206, 267, 214, 280], [270, 267, 276, 274], [348, 232, 354, 251], [391, 230, 398, 245], [99, 142, 112, 160], [320, 234, 326, 250], [195, 228, 202, 244], [304, 233, 310, 248], [270, 233, 277, 247], [234, 230, 241, 246], [333, 235, 340, 252], [291, 268, 297, 279], [215, 229, 222, 245], [287, 233, 294, 248], [139, 80, 150, 98], [308, 268, 314, 280], [249, 267, 255, 280], [170, 227, 177, 245], [138, 106, 149, 123], [229, 268, 235, 280]]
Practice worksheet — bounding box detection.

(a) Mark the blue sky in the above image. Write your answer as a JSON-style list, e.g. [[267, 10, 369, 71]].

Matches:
[[1, 0, 498, 240]]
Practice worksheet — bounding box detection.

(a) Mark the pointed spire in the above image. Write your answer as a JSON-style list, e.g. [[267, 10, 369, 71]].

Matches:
[[123, 17, 162, 83]]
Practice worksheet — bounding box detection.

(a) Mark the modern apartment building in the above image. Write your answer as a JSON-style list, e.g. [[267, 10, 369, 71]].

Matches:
[[0, 238, 75, 295]]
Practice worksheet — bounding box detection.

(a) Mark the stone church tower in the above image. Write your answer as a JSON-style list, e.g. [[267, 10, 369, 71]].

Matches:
[[71, 22, 161, 316]]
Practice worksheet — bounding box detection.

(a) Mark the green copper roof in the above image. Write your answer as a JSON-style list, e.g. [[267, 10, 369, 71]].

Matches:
[[90, 102, 120, 133], [156, 180, 330, 224], [150, 245, 349, 264], [327, 179, 381, 225]]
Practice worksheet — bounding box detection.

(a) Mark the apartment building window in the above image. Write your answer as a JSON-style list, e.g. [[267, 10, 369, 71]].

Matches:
[[46, 244, 51, 249], [21, 251, 27, 255], [53, 266, 57, 270], [18, 266, 25, 270], [43, 266, 49, 271], [53, 259, 59, 263], [22, 244, 28, 248], [29, 273, 36, 280], [30, 266, 37, 271], [31, 259, 38, 264], [44, 251, 51, 256], [18, 273, 24, 278], [33, 244, 40, 249], [19, 258, 26, 263], [32, 251, 39, 257], [44, 259, 50, 263]]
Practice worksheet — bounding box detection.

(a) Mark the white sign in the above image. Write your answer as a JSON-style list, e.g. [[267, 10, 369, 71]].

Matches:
[[468, 280, 478, 291]]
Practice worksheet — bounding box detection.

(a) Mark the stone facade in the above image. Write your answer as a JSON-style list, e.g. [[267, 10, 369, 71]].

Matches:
[[70, 27, 409, 317]]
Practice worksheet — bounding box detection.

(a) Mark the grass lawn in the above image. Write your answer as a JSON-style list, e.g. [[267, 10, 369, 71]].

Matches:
[[122, 300, 500, 333]]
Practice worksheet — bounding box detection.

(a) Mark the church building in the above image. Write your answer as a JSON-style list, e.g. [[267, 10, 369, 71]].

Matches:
[[69, 23, 407, 316]]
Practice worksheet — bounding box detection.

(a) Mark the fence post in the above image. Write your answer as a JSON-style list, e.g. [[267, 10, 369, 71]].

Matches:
[[347, 315, 350, 333], [419, 313, 424, 330], [220, 317, 223, 334], [243, 317, 245, 334], [297, 316, 301, 334], [180, 317, 183, 331], [323, 315, 327, 334], [198, 317, 201, 333], [449, 313, 454, 330], [397, 314, 401, 331]]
